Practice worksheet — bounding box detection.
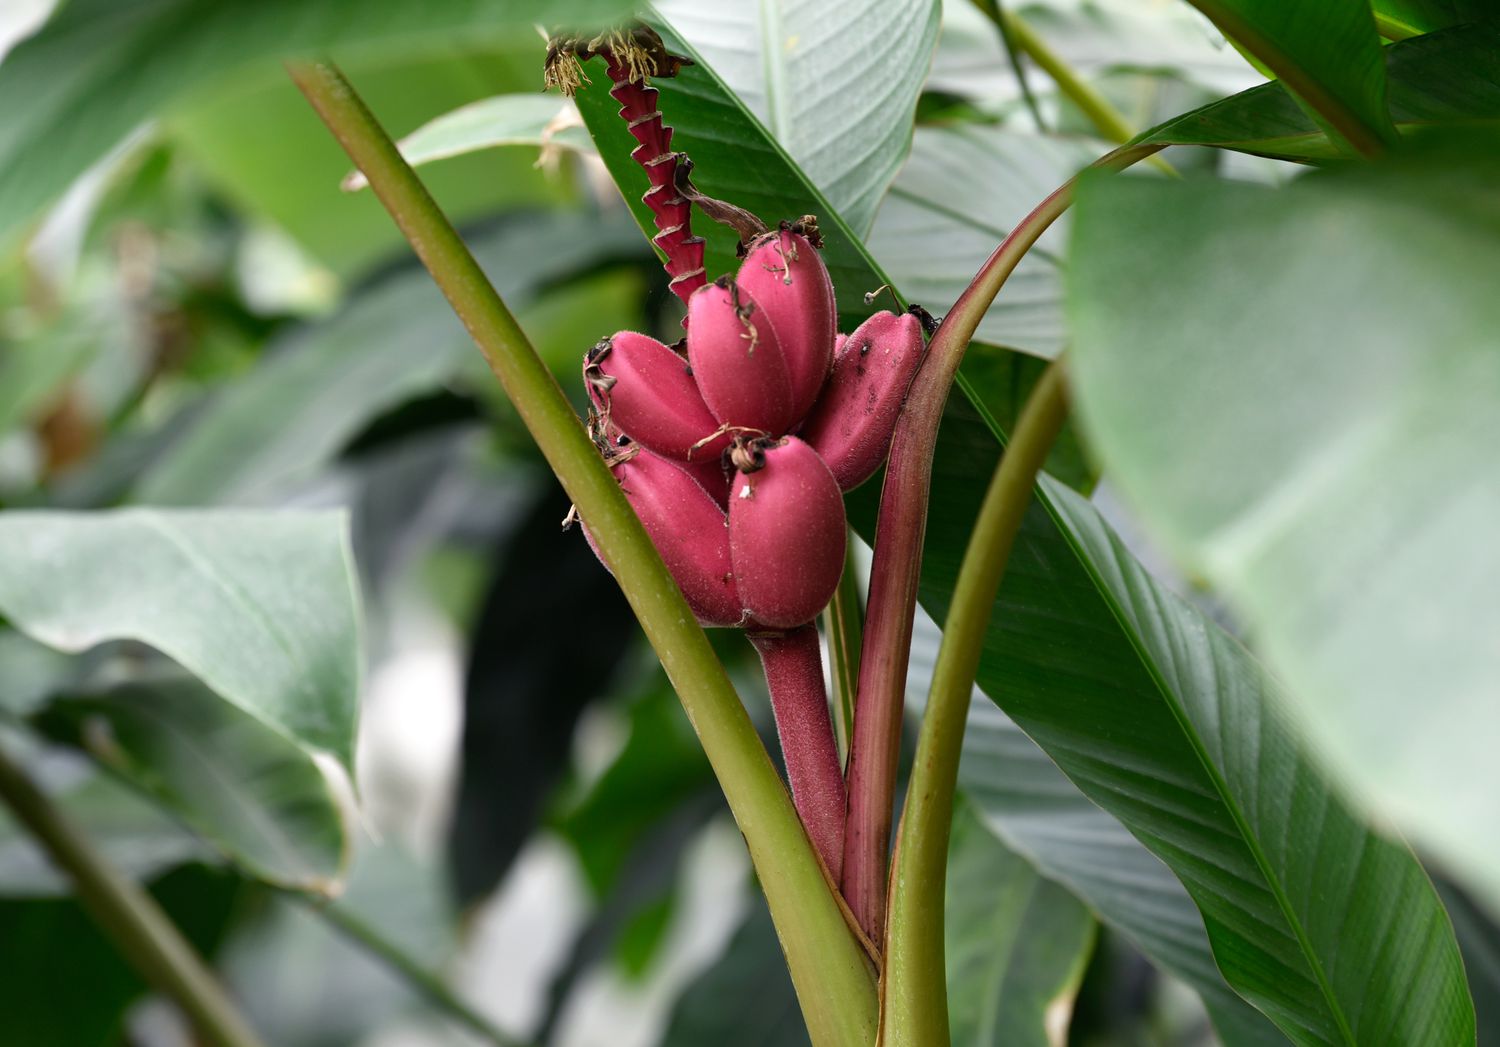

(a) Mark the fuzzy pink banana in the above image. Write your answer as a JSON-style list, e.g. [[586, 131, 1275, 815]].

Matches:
[[687, 278, 796, 436], [729, 437, 846, 629], [736, 224, 836, 423], [587, 448, 741, 627], [799, 310, 926, 491], [584, 331, 731, 465]]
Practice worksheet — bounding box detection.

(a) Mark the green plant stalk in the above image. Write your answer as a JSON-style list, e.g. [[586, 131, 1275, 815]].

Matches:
[[294, 894, 521, 1047], [0, 739, 265, 1047], [973, 0, 1048, 131], [287, 60, 877, 1047], [824, 538, 864, 765], [996, 6, 1136, 147], [880, 362, 1070, 1045], [976, 2, 1178, 177], [1374, 13, 1420, 41], [840, 142, 1163, 941]]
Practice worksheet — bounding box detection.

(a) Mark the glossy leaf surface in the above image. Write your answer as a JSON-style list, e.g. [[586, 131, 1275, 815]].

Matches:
[[0, 509, 361, 767], [654, 0, 940, 236], [1179, 0, 1395, 153]]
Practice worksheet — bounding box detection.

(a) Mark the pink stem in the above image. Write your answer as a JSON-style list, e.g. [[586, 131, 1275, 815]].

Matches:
[[839, 143, 1165, 941], [605, 58, 706, 306], [750, 625, 847, 882]]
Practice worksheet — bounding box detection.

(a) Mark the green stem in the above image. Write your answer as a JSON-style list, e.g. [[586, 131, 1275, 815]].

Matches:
[[979, 3, 1178, 177], [296, 895, 522, 1047], [880, 363, 1070, 1045], [287, 60, 877, 1047], [973, 0, 1047, 131], [1374, 13, 1420, 42], [0, 739, 265, 1047], [823, 538, 864, 766], [840, 142, 1162, 943]]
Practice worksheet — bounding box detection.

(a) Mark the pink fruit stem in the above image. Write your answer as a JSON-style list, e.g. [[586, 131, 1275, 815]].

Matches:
[[839, 143, 1165, 942], [750, 625, 847, 882], [604, 56, 706, 306]]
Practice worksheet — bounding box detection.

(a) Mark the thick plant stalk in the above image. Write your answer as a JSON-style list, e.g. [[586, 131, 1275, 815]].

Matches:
[[840, 143, 1164, 941], [980, 4, 1178, 177], [750, 625, 847, 881], [288, 60, 877, 1047], [0, 741, 265, 1047], [881, 363, 1070, 1045]]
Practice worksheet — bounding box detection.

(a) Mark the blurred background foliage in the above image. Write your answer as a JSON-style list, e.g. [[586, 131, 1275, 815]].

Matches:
[[0, 1, 1495, 1045]]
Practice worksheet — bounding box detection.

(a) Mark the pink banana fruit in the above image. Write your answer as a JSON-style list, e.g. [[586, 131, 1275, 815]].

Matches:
[[587, 448, 742, 628], [736, 224, 836, 424], [584, 331, 731, 465], [799, 310, 926, 492], [686, 278, 796, 435], [729, 436, 846, 629]]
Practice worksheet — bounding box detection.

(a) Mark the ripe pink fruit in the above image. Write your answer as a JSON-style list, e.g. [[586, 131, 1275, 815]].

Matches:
[[729, 437, 846, 629], [589, 449, 741, 627], [585, 331, 730, 464], [736, 226, 836, 423], [799, 310, 926, 491], [686, 278, 795, 436]]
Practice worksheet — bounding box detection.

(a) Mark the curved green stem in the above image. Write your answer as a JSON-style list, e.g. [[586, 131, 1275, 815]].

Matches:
[[840, 142, 1163, 942], [880, 363, 1070, 1045], [973, 0, 1048, 131], [293, 894, 523, 1047], [0, 739, 265, 1047], [1374, 13, 1420, 42], [976, 2, 1178, 177], [287, 60, 876, 1047]]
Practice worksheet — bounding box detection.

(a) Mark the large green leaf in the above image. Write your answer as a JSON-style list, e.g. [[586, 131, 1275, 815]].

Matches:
[[0, 0, 634, 251], [946, 797, 1095, 1046], [957, 700, 1284, 1046], [136, 213, 642, 507], [1138, 24, 1500, 162], [1179, 0, 1396, 153], [0, 509, 361, 767], [342, 94, 592, 192], [854, 395, 1475, 1045], [1066, 141, 1500, 917], [654, 0, 940, 236], [909, 604, 1279, 1044], [35, 678, 348, 891]]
